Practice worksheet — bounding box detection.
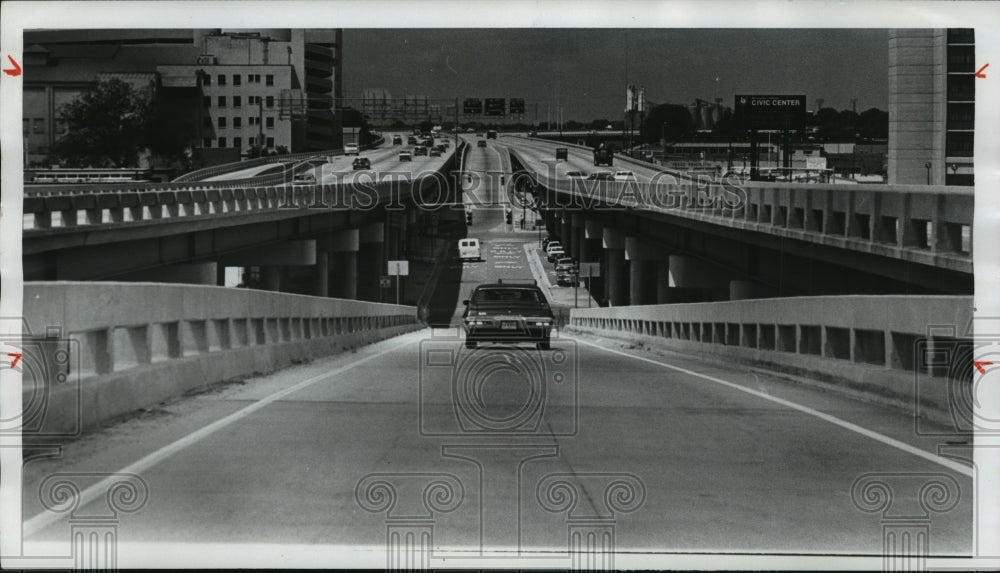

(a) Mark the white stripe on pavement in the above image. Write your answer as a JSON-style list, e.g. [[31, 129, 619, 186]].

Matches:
[[569, 335, 974, 478]]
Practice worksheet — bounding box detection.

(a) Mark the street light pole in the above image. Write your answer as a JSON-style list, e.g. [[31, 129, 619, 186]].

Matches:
[[925, 161, 932, 185]]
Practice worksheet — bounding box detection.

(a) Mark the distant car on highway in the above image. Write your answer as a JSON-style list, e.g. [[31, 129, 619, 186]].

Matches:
[[392, 135, 402, 145], [462, 280, 554, 350], [593, 146, 613, 166], [429, 147, 442, 157], [407, 136, 418, 144], [486, 130, 498, 139], [352, 157, 371, 170], [477, 140, 487, 148], [613, 170, 636, 181], [555, 147, 568, 160], [398, 150, 412, 162], [293, 173, 315, 185], [414, 146, 428, 156], [565, 171, 586, 178], [586, 172, 614, 181], [344, 143, 359, 155]]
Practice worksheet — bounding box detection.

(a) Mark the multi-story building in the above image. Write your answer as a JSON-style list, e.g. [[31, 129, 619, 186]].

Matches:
[[23, 29, 342, 167], [887, 28, 974, 185]]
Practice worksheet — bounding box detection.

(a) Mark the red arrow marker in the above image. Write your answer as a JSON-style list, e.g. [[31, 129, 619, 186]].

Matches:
[[974, 360, 993, 374], [975, 63, 989, 79], [6, 353, 21, 369], [2, 55, 21, 77]]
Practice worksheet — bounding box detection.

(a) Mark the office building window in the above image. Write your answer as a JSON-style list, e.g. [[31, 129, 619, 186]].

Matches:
[[266, 74, 274, 86], [266, 95, 274, 108], [252, 74, 261, 83], [33, 118, 45, 134], [202, 74, 211, 86], [249, 116, 258, 126], [266, 117, 274, 129], [946, 132, 974, 157], [233, 74, 241, 86], [218, 74, 226, 86], [218, 137, 227, 148], [947, 103, 974, 130], [219, 117, 227, 128], [947, 28, 975, 44], [203, 95, 211, 107], [266, 137, 274, 148], [233, 95, 242, 108], [248, 95, 257, 105], [233, 117, 242, 128], [947, 45, 975, 72], [203, 138, 212, 148], [218, 96, 227, 107], [947, 75, 975, 101], [234, 137, 242, 148]]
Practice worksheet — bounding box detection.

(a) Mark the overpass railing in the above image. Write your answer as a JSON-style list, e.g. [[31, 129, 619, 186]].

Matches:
[[568, 295, 973, 423], [20, 282, 421, 437], [510, 146, 973, 274]]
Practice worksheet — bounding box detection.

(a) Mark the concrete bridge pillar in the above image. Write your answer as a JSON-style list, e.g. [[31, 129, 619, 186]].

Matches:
[[665, 255, 733, 302], [262, 266, 284, 291], [626, 237, 665, 306], [603, 227, 627, 307], [560, 210, 573, 255], [729, 280, 774, 301], [571, 213, 585, 260], [582, 219, 602, 263], [358, 222, 386, 302], [329, 229, 359, 300]]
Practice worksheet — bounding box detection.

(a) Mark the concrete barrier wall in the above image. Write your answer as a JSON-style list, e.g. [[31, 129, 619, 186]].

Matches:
[[510, 145, 973, 274], [22, 282, 421, 437], [569, 296, 974, 421]]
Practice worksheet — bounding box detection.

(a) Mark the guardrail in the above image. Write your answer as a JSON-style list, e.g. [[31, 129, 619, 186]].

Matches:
[[21, 281, 421, 437], [23, 143, 454, 233], [568, 295, 973, 422], [509, 146, 973, 274]]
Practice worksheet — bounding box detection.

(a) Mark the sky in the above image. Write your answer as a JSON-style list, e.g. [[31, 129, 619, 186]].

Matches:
[[342, 28, 889, 122]]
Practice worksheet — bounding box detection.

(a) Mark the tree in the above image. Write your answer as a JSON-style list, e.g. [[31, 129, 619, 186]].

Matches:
[[642, 104, 695, 143], [54, 78, 152, 167], [858, 108, 888, 140]]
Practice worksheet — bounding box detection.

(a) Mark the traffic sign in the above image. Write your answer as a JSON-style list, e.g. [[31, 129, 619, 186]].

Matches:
[[463, 98, 483, 115], [579, 262, 600, 277], [509, 98, 525, 114], [484, 98, 506, 116], [734, 94, 806, 131], [379, 276, 392, 288], [387, 260, 409, 276]]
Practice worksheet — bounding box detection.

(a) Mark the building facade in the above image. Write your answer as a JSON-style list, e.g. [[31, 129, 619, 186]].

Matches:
[[887, 28, 974, 185], [23, 29, 342, 167]]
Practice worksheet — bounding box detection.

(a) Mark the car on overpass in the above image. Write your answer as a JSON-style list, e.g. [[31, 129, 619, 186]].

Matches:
[[344, 143, 359, 155], [613, 170, 636, 181], [352, 157, 372, 170], [398, 150, 412, 162], [586, 171, 614, 181], [566, 171, 587, 178], [486, 130, 498, 139], [477, 140, 487, 148], [462, 280, 554, 350]]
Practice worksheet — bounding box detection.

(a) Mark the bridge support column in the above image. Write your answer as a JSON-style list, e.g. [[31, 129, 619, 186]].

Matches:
[[729, 280, 774, 301], [329, 229, 359, 300], [216, 240, 317, 294], [603, 227, 627, 307], [261, 266, 284, 291], [571, 213, 585, 260], [666, 255, 731, 303], [560, 210, 572, 255], [358, 222, 386, 302], [626, 237, 665, 306]]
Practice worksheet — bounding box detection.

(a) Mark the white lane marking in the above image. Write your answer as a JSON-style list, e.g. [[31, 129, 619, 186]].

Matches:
[[23, 333, 424, 536], [569, 335, 974, 478]]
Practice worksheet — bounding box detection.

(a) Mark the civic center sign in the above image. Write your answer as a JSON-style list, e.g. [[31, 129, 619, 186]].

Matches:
[[734, 94, 807, 130]]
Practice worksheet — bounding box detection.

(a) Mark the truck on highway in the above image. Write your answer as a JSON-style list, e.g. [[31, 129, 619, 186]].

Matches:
[[593, 145, 613, 166]]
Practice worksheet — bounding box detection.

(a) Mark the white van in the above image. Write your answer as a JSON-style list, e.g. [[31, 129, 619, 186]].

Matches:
[[458, 238, 482, 261]]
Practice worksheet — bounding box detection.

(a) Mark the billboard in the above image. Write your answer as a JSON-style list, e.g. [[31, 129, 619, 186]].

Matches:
[[463, 98, 482, 115], [734, 94, 806, 130], [485, 98, 506, 116], [509, 98, 525, 114]]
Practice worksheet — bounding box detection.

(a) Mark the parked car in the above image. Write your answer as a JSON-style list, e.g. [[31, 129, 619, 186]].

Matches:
[[352, 157, 372, 170], [462, 280, 554, 349], [556, 271, 579, 287], [555, 257, 576, 273], [547, 247, 565, 262]]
